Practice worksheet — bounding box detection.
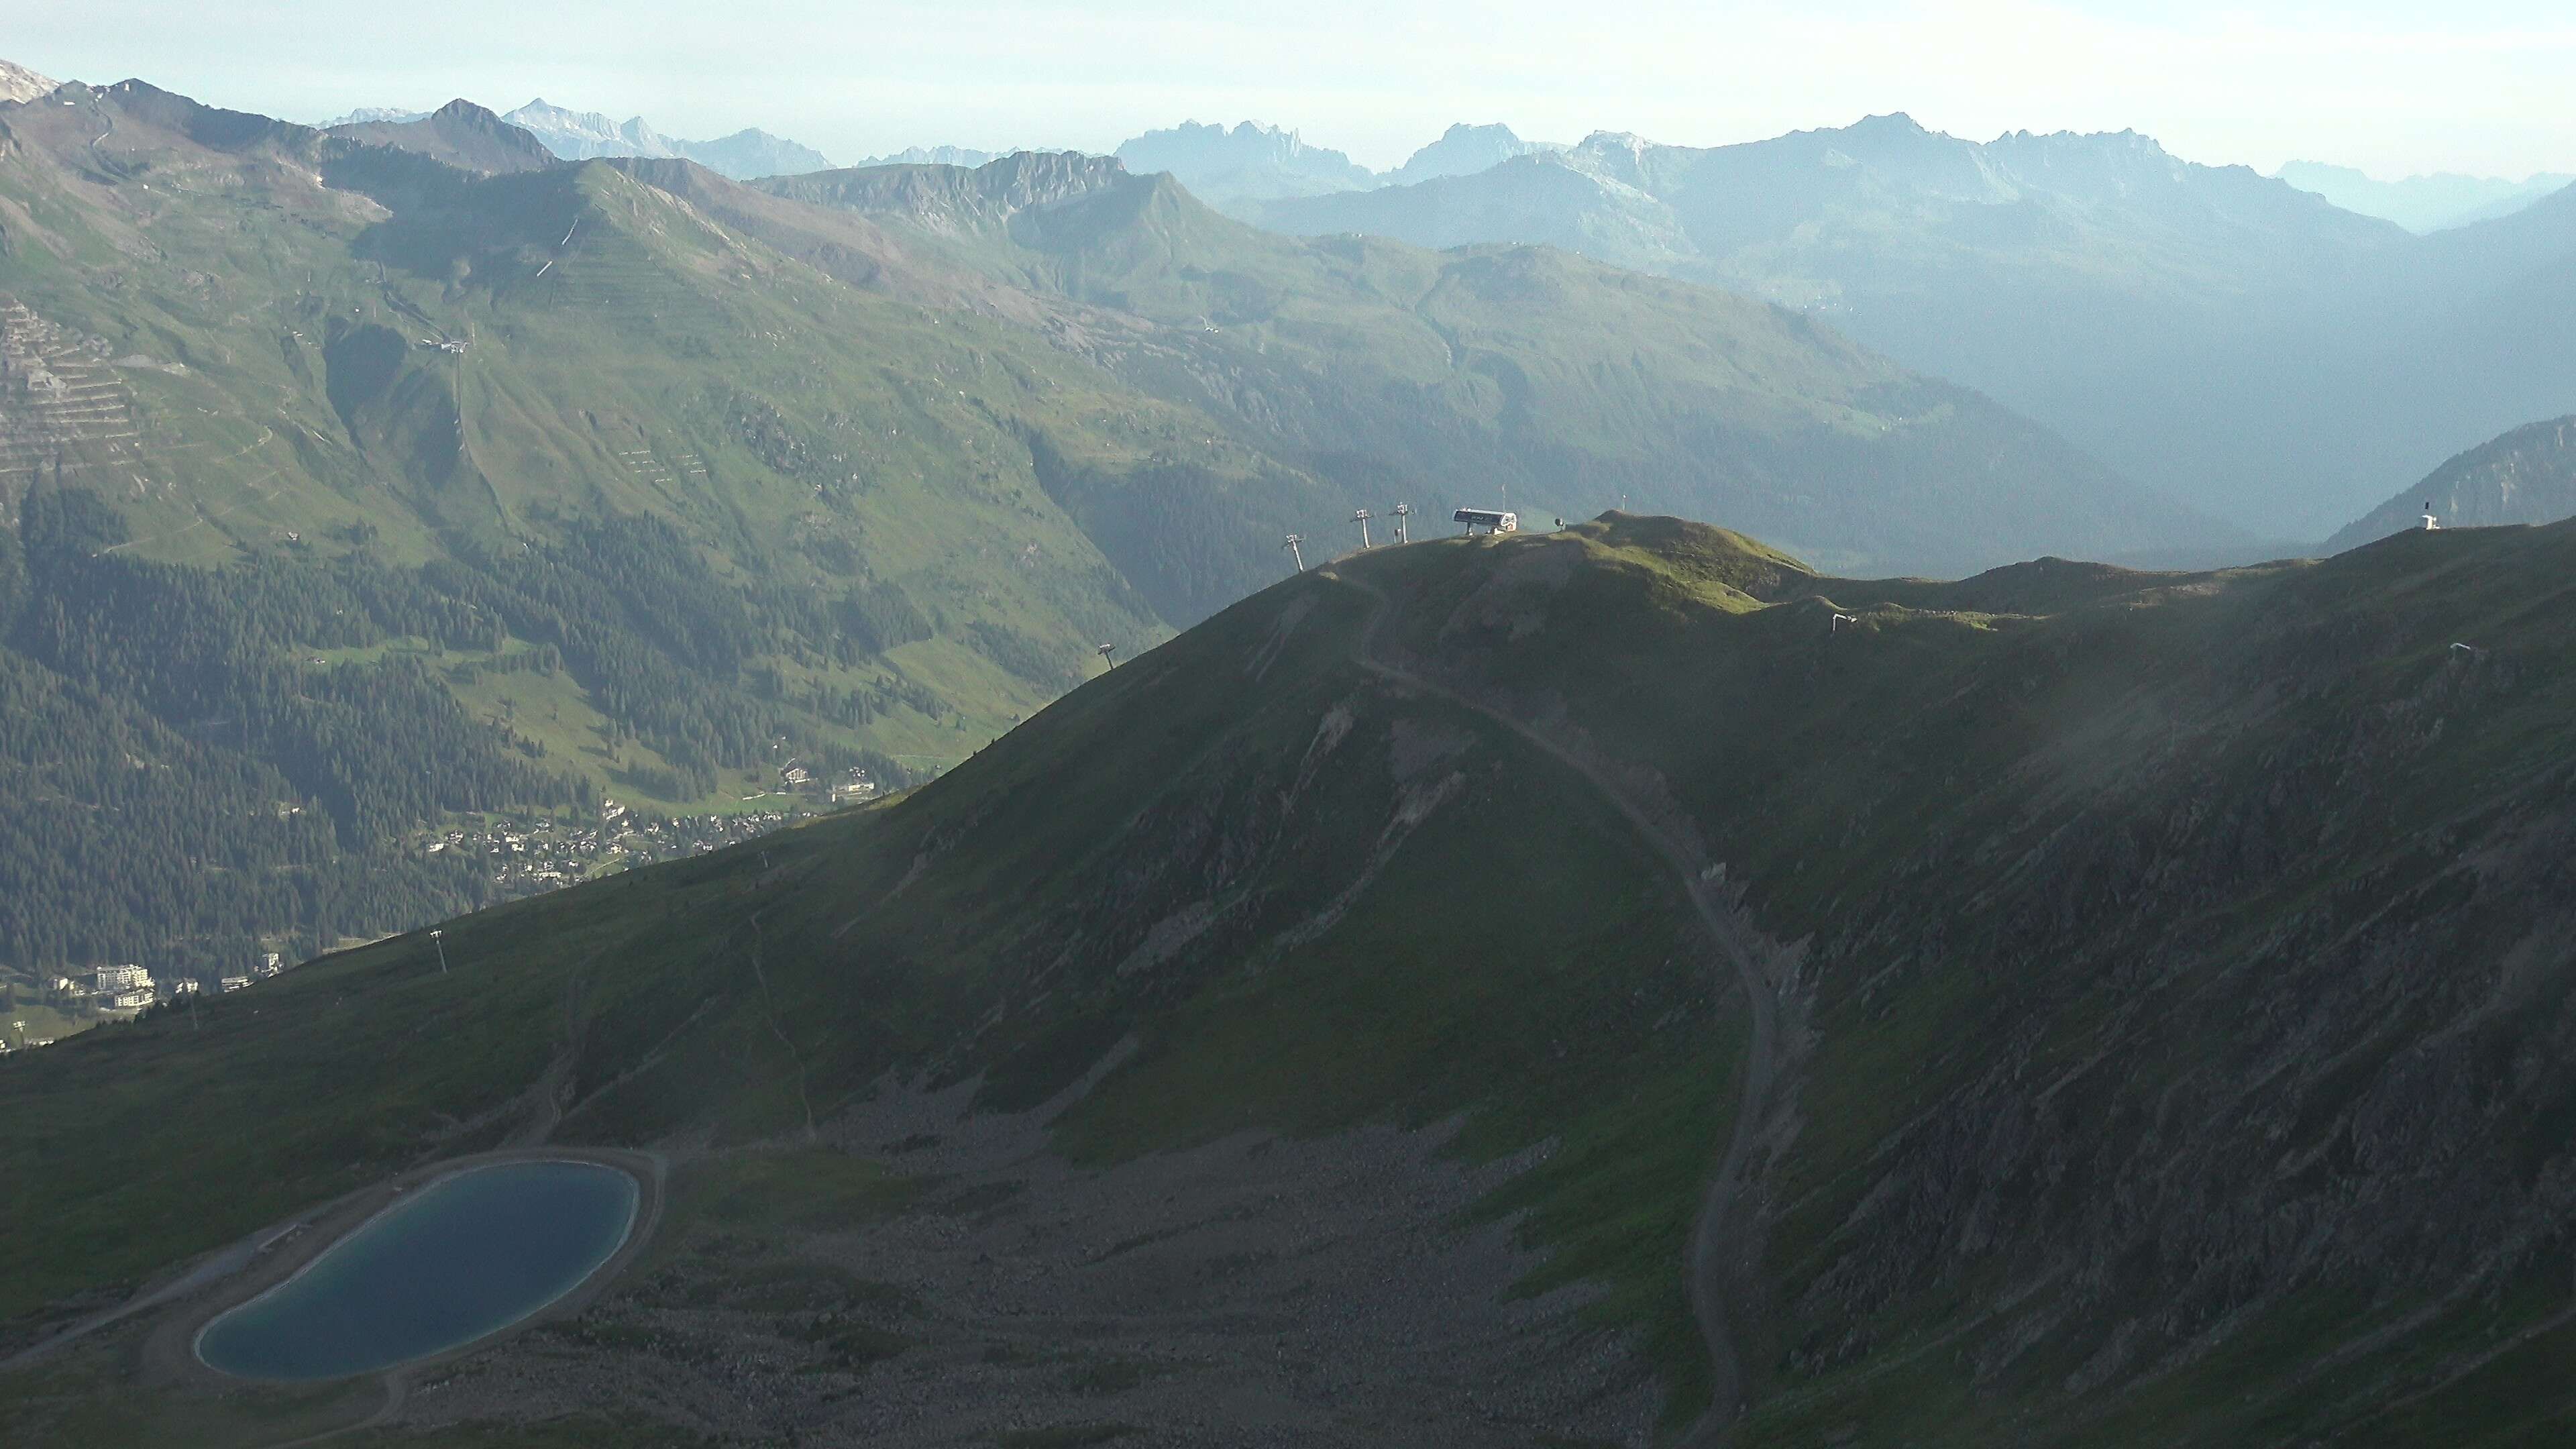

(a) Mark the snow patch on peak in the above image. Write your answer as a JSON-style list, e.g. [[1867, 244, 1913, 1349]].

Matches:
[[322, 105, 428, 127], [0, 58, 60, 105]]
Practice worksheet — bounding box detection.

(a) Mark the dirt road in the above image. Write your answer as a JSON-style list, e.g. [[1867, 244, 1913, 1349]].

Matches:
[[1340, 568, 1782, 1443]]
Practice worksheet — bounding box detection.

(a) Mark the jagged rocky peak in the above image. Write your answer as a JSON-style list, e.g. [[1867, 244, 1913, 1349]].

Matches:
[[321, 105, 428, 127], [325, 99, 558, 175], [1849, 109, 1932, 136], [428, 98, 513, 127], [753, 150, 1131, 237], [1986, 124, 2184, 176], [492, 99, 832, 179], [851, 144, 1000, 169], [1819, 112, 1988, 164], [1561, 130, 1659, 186], [963, 149, 1130, 204], [0, 59, 58, 105], [503, 97, 679, 159], [1389, 121, 1561, 184], [1120, 119, 1354, 168], [680, 127, 835, 180], [1112, 119, 1376, 205]]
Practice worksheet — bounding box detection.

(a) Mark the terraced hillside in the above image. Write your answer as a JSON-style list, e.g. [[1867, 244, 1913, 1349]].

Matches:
[[6, 514, 2575, 1448]]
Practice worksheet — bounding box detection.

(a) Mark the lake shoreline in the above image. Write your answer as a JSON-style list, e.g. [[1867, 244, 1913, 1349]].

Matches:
[[137, 1144, 666, 1403]]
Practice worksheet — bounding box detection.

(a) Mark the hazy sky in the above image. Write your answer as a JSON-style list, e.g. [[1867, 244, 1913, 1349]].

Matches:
[[8, 1, 2573, 177]]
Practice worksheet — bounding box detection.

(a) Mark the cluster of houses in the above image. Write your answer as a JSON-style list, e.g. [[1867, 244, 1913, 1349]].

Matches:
[[425, 816, 621, 891], [784, 762, 880, 804], [424, 788, 877, 900], [5, 781, 897, 1051], [38, 952, 288, 1023]]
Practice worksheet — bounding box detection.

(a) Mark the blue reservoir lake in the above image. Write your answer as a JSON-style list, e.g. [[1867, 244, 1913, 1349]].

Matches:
[[197, 1160, 639, 1381]]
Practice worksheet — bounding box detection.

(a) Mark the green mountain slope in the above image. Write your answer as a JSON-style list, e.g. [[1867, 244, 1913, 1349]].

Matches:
[[0, 84, 1301, 970], [9, 515, 2576, 1447], [2328, 415, 2576, 550], [759, 152, 2227, 586], [0, 80, 2233, 979]]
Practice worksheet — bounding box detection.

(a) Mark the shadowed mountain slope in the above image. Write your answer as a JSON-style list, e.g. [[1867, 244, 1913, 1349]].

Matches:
[[325, 99, 559, 175], [8, 515, 2576, 1446], [2328, 415, 2576, 551]]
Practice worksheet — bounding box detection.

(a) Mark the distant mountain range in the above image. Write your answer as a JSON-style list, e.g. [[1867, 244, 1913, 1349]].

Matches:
[[32, 58, 2576, 545], [1111, 121, 1379, 211], [323, 96, 836, 180], [1104, 119, 1566, 207], [1233, 115, 2576, 543], [845, 144, 1001, 170], [2276, 160, 2573, 233], [498, 98, 835, 179], [1385, 121, 1564, 185], [325, 99, 559, 175], [0, 80, 2211, 977]]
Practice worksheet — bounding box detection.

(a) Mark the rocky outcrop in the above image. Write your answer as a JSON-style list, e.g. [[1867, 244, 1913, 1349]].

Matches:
[[0, 60, 56, 107], [327, 99, 557, 175]]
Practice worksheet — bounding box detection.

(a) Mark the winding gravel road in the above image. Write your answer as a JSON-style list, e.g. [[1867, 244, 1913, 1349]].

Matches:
[[1341, 567, 1782, 1443]]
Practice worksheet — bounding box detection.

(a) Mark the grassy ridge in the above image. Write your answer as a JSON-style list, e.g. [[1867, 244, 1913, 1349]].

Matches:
[[0, 81, 2221, 973], [15, 515, 2576, 1445]]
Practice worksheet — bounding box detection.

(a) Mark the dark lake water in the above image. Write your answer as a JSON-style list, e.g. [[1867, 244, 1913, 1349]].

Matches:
[[196, 1159, 639, 1381]]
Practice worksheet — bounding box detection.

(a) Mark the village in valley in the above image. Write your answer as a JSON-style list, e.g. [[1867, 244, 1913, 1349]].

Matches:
[[0, 765, 880, 1055]]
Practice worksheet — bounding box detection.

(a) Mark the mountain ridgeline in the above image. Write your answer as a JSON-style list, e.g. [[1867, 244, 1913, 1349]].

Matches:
[[9, 515, 2576, 1448], [2328, 414, 2576, 550], [747, 148, 2218, 586], [0, 80, 2222, 973], [323, 97, 838, 180], [2275, 160, 2575, 233], [1245, 115, 2576, 541]]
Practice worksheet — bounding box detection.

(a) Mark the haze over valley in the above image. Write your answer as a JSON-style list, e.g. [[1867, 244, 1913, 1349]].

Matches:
[[3, 17, 2575, 1448], [282, 84, 2576, 544]]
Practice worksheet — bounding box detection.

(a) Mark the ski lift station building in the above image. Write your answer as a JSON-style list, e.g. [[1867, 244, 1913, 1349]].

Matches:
[[1454, 508, 1518, 536]]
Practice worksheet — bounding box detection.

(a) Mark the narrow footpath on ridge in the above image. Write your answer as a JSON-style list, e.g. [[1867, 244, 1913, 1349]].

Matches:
[[1340, 568, 1784, 1445]]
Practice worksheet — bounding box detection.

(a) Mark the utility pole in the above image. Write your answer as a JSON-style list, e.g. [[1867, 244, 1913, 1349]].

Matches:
[[430, 928, 449, 975], [1282, 534, 1305, 572], [1097, 643, 1119, 669]]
